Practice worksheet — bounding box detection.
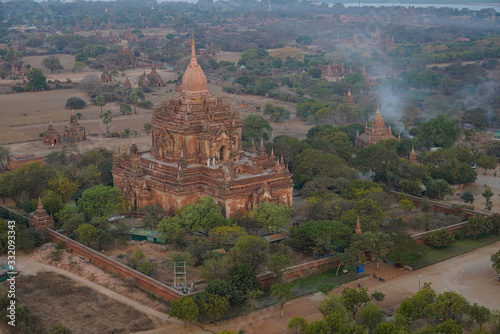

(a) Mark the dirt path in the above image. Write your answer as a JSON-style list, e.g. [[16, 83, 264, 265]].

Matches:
[[207, 241, 500, 334], [17, 255, 211, 334]]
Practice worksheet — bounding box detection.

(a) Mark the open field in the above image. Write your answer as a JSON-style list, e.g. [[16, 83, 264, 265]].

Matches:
[[14, 271, 155, 334]]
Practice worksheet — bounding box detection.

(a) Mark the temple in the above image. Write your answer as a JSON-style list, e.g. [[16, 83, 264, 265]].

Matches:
[[29, 198, 55, 230], [43, 121, 60, 145], [64, 113, 86, 142], [112, 35, 293, 217], [409, 146, 418, 164], [355, 106, 400, 150]]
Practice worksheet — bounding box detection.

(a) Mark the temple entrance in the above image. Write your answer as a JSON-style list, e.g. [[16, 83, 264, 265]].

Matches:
[[220, 146, 227, 161]]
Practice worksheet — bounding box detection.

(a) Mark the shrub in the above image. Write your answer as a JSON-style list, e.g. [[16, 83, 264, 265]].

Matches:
[[425, 229, 455, 248], [65, 97, 86, 109]]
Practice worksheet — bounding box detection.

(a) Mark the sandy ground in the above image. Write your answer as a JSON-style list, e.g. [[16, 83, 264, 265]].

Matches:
[[208, 240, 500, 334], [16, 253, 208, 334]]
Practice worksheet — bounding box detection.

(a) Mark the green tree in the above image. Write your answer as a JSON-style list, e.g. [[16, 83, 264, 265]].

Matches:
[[335, 250, 356, 276], [296, 35, 313, 45], [399, 199, 414, 212], [65, 97, 86, 109], [242, 115, 273, 142], [47, 175, 79, 203], [436, 290, 469, 322], [42, 55, 63, 73], [417, 115, 460, 148], [341, 287, 371, 318], [168, 295, 199, 329], [24, 68, 47, 91], [200, 256, 230, 282], [78, 185, 123, 220], [316, 283, 338, 295], [436, 319, 462, 334], [467, 216, 492, 239], [139, 205, 165, 230], [140, 260, 158, 276], [235, 76, 250, 87], [490, 310, 500, 333], [360, 302, 385, 334], [371, 291, 385, 306], [72, 61, 85, 73], [469, 303, 490, 330], [491, 250, 500, 274], [267, 254, 292, 283], [288, 316, 309, 334], [425, 179, 455, 199], [77, 223, 99, 247], [95, 95, 106, 118], [226, 263, 262, 304], [482, 186, 494, 211], [255, 77, 279, 95], [48, 323, 74, 334], [56, 206, 85, 233], [183, 196, 225, 235], [461, 192, 474, 204], [143, 122, 151, 134], [270, 282, 296, 318], [351, 232, 392, 270], [0, 144, 10, 170], [386, 232, 426, 266], [74, 52, 88, 63], [102, 110, 112, 134], [246, 290, 263, 325], [251, 202, 292, 234], [233, 235, 269, 271], [425, 229, 455, 248], [119, 103, 132, 115], [476, 155, 496, 175], [209, 225, 247, 251]]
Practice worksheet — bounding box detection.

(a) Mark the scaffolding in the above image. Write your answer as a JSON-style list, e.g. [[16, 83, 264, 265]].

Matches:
[[173, 262, 187, 294]]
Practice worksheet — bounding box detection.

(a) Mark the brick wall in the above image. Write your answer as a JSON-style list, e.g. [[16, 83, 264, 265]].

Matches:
[[45, 229, 183, 301], [258, 257, 339, 289]]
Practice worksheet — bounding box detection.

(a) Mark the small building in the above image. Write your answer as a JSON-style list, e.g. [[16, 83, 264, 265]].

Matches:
[[28, 198, 55, 230], [64, 113, 86, 142], [262, 233, 286, 244], [43, 121, 60, 146], [128, 228, 164, 244], [101, 66, 112, 83]]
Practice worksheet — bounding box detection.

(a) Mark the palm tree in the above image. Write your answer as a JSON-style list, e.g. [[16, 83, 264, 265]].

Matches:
[[95, 95, 106, 117], [102, 110, 112, 134]]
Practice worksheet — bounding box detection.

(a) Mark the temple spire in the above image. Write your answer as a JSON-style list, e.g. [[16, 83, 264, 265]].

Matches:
[[355, 217, 362, 234], [190, 28, 197, 64]]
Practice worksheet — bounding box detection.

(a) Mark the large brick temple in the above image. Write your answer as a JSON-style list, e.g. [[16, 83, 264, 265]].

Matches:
[[112, 37, 293, 217], [355, 105, 400, 150]]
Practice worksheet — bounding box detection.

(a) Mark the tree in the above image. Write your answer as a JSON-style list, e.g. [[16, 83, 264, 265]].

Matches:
[[0, 144, 10, 170], [168, 295, 199, 329], [267, 254, 292, 283], [42, 55, 63, 73], [251, 202, 293, 234], [425, 179, 455, 199], [461, 192, 474, 204], [56, 206, 85, 233], [425, 229, 455, 248], [78, 185, 123, 220], [316, 283, 338, 295], [469, 303, 490, 329], [242, 115, 273, 142], [466, 216, 492, 239], [417, 115, 460, 148], [476, 155, 496, 175], [182, 196, 225, 235], [102, 111, 112, 134], [65, 97, 86, 109], [48, 323, 74, 334], [119, 103, 132, 115], [491, 250, 500, 274], [200, 256, 230, 282], [47, 175, 79, 202], [386, 233, 426, 266], [143, 122, 151, 134], [360, 302, 384, 334], [436, 291, 469, 322], [273, 47, 304, 66], [399, 199, 414, 212], [77, 223, 99, 247], [296, 35, 313, 45], [209, 225, 247, 251], [194, 292, 230, 324], [233, 235, 269, 271], [341, 287, 371, 318], [226, 263, 262, 304], [335, 250, 356, 276], [24, 68, 47, 91], [288, 316, 308, 334], [351, 232, 392, 270], [246, 289, 263, 325], [140, 260, 158, 276], [436, 319, 462, 334], [72, 61, 85, 73], [371, 291, 385, 306], [74, 52, 88, 63], [482, 186, 494, 211], [138, 205, 165, 230], [270, 282, 296, 318], [95, 95, 106, 118]]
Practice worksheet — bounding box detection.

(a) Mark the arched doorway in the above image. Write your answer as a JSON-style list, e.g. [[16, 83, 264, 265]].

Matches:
[[53, 139, 57, 145], [220, 146, 227, 161]]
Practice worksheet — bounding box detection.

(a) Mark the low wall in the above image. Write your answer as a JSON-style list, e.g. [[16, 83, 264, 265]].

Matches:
[[258, 257, 339, 289], [45, 229, 183, 301], [411, 222, 468, 243]]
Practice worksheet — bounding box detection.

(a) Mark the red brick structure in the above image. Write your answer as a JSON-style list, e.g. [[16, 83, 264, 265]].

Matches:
[[140, 64, 163, 87], [355, 106, 400, 150], [113, 36, 294, 217], [101, 66, 112, 83], [117, 45, 138, 68], [108, 31, 119, 43], [43, 121, 60, 145], [317, 63, 345, 79], [124, 76, 132, 87], [355, 217, 362, 234], [64, 113, 86, 142], [345, 87, 354, 106], [28, 198, 55, 230], [409, 146, 418, 164], [123, 27, 136, 43], [381, 34, 397, 52], [8, 155, 44, 171]]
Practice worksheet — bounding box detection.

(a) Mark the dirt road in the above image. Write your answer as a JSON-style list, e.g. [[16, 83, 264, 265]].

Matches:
[[17, 255, 211, 334], [207, 240, 500, 334]]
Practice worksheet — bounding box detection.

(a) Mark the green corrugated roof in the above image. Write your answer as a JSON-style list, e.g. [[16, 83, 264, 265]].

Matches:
[[128, 228, 158, 237]]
